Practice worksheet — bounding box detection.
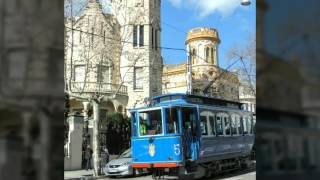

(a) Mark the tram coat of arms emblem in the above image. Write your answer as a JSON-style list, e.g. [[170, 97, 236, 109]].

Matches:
[[149, 144, 155, 157]]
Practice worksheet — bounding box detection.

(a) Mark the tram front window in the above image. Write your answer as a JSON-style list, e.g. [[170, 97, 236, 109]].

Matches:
[[139, 110, 162, 136], [165, 107, 179, 134], [131, 112, 137, 137]]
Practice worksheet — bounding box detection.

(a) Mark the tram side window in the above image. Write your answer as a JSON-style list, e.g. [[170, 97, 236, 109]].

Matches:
[[216, 116, 223, 136], [139, 110, 162, 136], [209, 116, 216, 136], [200, 116, 208, 136], [247, 116, 252, 134], [182, 107, 197, 134], [224, 116, 231, 135], [231, 115, 237, 135], [237, 115, 243, 134], [131, 112, 137, 137], [243, 116, 248, 134], [165, 107, 179, 134]]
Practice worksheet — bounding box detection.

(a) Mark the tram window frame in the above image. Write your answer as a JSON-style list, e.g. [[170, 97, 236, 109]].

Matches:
[[231, 113, 242, 136], [131, 112, 137, 137], [223, 115, 231, 136], [138, 108, 163, 136], [231, 114, 238, 135], [200, 115, 208, 136], [209, 115, 216, 136], [215, 114, 224, 136], [237, 114, 243, 135], [165, 107, 180, 134], [181, 107, 197, 136], [243, 115, 249, 134], [247, 115, 252, 134], [200, 109, 215, 137]]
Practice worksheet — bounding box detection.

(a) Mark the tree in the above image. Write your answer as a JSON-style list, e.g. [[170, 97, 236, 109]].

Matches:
[[227, 35, 256, 96]]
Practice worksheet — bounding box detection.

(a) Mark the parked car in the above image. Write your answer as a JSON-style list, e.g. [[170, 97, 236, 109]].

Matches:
[[103, 148, 148, 177]]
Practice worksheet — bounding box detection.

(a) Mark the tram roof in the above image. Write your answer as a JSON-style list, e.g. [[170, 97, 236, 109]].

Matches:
[[130, 93, 244, 111]]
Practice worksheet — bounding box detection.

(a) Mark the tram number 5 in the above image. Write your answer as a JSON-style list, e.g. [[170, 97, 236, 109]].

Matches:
[[174, 144, 180, 155]]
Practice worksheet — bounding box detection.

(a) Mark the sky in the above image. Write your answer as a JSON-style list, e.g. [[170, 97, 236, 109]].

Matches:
[[161, 0, 256, 69]]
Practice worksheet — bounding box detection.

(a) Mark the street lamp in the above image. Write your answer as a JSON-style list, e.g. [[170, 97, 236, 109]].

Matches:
[[241, 0, 251, 6]]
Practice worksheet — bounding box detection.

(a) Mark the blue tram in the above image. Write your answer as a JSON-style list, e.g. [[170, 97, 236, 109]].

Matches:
[[130, 93, 255, 179]]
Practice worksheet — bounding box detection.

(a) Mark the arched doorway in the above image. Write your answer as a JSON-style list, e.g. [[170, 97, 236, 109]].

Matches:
[[117, 105, 123, 114], [101, 101, 115, 114]]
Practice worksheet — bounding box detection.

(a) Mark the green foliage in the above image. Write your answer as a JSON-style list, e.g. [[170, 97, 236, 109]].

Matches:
[[106, 112, 129, 123], [107, 112, 127, 123], [100, 112, 130, 129]]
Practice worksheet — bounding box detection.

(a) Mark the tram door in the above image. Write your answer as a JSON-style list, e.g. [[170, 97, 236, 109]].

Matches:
[[181, 107, 199, 161]]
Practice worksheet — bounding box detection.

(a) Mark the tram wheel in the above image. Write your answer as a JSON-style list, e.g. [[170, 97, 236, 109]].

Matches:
[[152, 168, 165, 179], [205, 170, 212, 178], [178, 173, 194, 180], [132, 168, 139, 177]]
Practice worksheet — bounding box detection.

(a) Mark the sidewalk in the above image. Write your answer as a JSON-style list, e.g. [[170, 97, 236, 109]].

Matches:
[[64, 169, 107, 180]]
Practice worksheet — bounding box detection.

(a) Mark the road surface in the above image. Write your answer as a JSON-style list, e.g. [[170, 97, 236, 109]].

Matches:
[[100, 169, 256, 180]]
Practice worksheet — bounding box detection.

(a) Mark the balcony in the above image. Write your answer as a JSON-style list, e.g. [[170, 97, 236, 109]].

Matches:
[[69, 82, 128, 95]]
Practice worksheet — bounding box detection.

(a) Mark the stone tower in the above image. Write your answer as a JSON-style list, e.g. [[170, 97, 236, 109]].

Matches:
[[186, 27, 220, 67], [162, 27, 239, 101], [111, 0, 163, 108]]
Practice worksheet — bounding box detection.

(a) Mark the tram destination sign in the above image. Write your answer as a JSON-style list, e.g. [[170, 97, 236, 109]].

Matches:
[[185, 95, 241, 109]]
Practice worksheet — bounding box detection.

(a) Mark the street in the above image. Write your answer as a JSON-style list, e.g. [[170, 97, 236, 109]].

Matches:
[[99, 169, 256, 180]]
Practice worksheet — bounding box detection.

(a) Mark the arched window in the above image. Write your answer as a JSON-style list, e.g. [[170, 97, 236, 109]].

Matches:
[[211, 48, 214, 64], [205, 47, 210, 62], [192, 49, 197, 64]]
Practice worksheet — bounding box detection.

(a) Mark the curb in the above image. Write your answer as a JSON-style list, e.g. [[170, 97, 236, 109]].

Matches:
[[65, 175, 108, 180]]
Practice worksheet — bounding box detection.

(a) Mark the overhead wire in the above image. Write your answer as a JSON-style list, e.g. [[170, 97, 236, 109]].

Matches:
[[64, 26, 226, 65], [65, 24, 243, 91]]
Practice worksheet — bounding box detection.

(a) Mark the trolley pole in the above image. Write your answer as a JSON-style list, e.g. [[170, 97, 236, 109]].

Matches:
[[186, 45, 192, 94]]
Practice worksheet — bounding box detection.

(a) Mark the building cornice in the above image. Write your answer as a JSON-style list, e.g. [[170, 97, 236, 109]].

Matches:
[[186, 27, 220, 45]]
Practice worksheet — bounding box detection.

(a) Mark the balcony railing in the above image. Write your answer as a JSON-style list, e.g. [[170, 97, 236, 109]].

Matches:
[[69, 82, 128, 95]]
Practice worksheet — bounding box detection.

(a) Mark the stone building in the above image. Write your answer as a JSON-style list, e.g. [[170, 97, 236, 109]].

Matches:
[[239, 80, 256, 114], [163, 27, 239, 102], [112, 0, 163, 108], [65, 0, 128, 116], [65, 0, 163, 115], [64, 0, 163, 169]]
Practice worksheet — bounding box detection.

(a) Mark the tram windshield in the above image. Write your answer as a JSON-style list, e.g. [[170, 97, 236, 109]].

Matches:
[[139, 109, 163, 136]]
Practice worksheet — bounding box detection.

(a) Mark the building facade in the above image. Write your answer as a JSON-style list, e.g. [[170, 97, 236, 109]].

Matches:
[[111, 0, 163, 108], [163, 27, 239, 102], [65, 0, 128, 116], [64, 0, 163, 170], [65, 0, 163, 115]]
